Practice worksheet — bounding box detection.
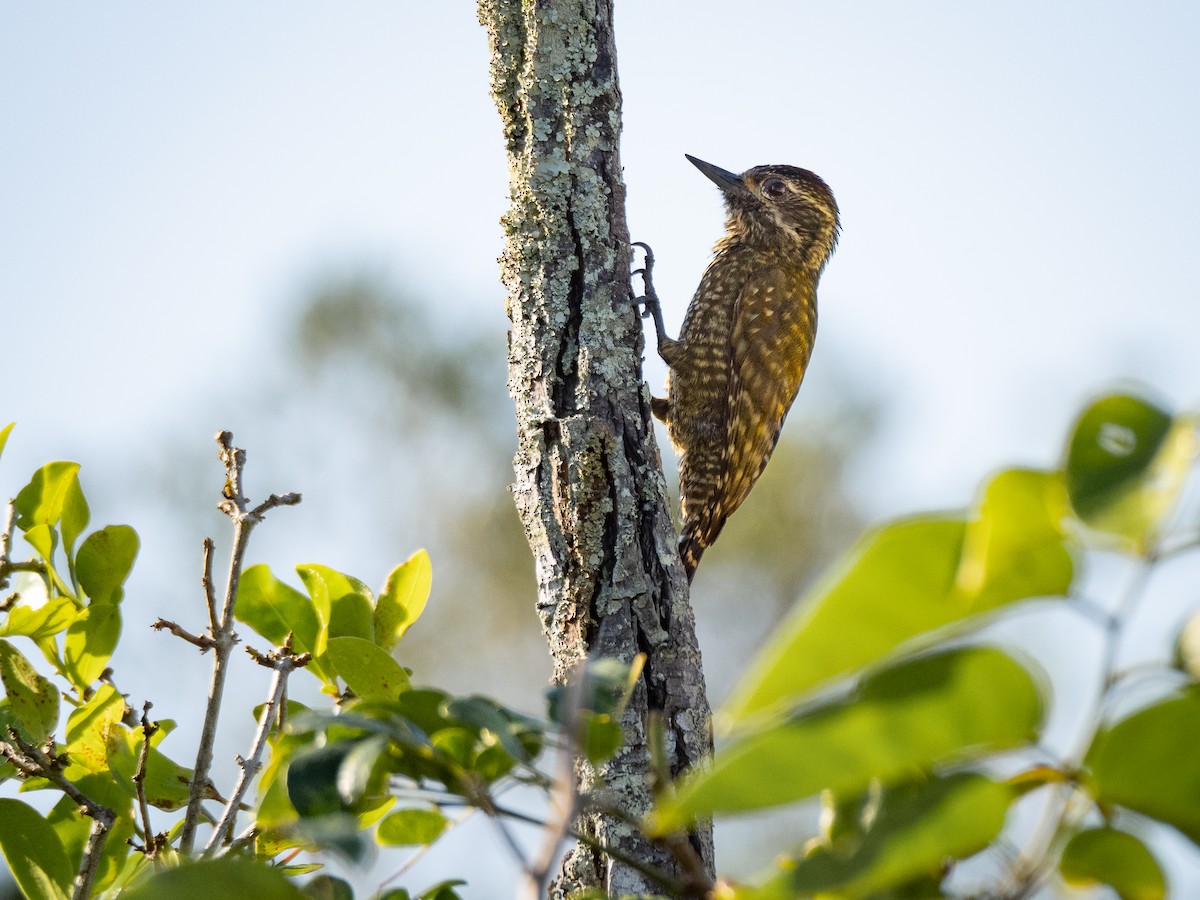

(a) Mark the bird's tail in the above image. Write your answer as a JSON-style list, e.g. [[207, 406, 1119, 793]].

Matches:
[[679, 517, 723, 583], [679, 536, 703, 583]]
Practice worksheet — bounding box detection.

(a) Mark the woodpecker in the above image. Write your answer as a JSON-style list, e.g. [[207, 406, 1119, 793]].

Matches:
[[636, 154, 840, 581]]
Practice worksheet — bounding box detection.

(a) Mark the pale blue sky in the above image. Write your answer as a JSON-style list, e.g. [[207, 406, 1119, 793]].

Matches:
[[4, 2, 1200, 896], [4, 3, 1199, 512]]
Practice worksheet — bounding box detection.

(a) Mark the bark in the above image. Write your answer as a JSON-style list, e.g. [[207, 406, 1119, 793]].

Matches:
[[478, 0, 714, 894]]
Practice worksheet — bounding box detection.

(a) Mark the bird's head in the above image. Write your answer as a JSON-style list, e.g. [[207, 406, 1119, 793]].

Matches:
[[687, 154, 840, 271]]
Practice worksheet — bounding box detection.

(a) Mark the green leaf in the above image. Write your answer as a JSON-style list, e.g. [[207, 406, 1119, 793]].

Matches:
[[21, 524, 73, 601], [0, 797, 73, 900], [375, 549, 432, 650], [23, 522, 58, 562], [750, 773, 1014, 898], [376, 808, 450, 846], [60, 474, 90, 566], [0, 596, 77, 641], [327, 635, 410, 701], [721, 517, 963, 725], [0, 638, 59, 741], [723, 469, 1070, 730], [288, 743, 355, 818], [302, 874, 355, 900], [953, 468, 1073, 609], [653, 646, 1043, 831], [444, 695, 534, 764], [1060, 827, 1165, 900], [13, 461, 81, 530], [418, 881, 466, 900], [122, 857, 307, 900], [337, 734, 389, 807], [236, 565, 328, 677], [1064, 392, 1194, 551], [298, 564, 374, 642], [63, 603, 122, 690], [238, 564, 320, 650], [0, 422, 14, 461], [64, 684, 127, 774], [102, 720, 194, 811], [1087, 688, 1200, 844], [75, 525, 138, 605], [581, 713, 625, 764]]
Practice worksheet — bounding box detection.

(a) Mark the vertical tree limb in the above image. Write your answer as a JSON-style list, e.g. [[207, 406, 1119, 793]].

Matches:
[[478, 0, 714, 892]]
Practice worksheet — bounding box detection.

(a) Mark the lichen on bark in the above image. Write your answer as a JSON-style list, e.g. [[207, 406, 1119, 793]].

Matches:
[[478, 0, 714, 893]]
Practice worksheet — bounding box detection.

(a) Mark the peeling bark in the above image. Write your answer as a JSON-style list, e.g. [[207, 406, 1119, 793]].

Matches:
[[478, 0, 714, 893]]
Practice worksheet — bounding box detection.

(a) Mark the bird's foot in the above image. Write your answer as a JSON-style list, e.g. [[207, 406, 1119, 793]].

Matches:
[[631, 241, 669, 348]]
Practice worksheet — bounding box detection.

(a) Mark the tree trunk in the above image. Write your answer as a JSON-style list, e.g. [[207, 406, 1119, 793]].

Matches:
[[478, 0, 714, 894]]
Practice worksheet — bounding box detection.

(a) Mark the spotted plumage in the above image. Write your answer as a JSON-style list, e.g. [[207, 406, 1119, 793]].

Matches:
[[636, 155, 840, 581]]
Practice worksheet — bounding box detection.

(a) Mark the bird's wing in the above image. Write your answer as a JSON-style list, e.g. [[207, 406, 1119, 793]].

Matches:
[[720, 266, 817, 519]]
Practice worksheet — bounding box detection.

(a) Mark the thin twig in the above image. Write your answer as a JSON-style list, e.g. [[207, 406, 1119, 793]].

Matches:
[[202, 537, 218, 633], [151, 618, 214, 651], [1, 730, 115, 899], [0, 498, 48, 592], [177, 432, 299, 854], [522, 661, 588, 900], [490, 800, 688, 897], [1011, 556, 1159, 893], [250, 493, 302, 520], [206, 640, 310, 851], [132, 703, 165, 858]]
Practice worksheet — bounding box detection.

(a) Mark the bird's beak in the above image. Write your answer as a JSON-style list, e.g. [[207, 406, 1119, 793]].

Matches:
[[685, 154, 745, 197]]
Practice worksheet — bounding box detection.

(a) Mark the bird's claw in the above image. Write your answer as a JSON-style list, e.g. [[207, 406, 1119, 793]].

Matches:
[[630, 241, 663, 324]]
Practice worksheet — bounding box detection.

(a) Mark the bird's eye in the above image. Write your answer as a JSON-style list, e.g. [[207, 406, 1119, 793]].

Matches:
[[762, 179, 787, 198]]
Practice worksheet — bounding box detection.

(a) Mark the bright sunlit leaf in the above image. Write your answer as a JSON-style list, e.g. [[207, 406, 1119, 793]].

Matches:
[[654, 646, 1042, 832], [954, 468, 1073, 608], [0, 798, 72, 900], [75, 525, 138, 606], [722, 470, 1070, 730], [1064, 392, 1196, 552], [1060, 827, 1165, 900], [376, 808, 450, 846], [0, 638, 59, 742], [721, 517, 964, 726], [59, 474, 89, 566], [298, 564, 374, 642], [13, 462, 81, 530], [1087, 688, 1200, 845], [0, 596, 76, 641], [237, 565, 324, 656], [375, 550, 432, 651], [22, 523, 57, 563], [63, 603, 121, 690], [1175, 610, 1200, 679], [0, 422, 14, 462], [63, 684, 126, 774], [121, 857, 307, 900], [743, 773, 1014, 899], [327, 636, 410, 701]]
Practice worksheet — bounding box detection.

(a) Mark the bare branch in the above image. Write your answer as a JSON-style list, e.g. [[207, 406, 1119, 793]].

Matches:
[[178, 432, 300, 854], [202, 537, 219, 632], [151, 618, 214, 651], [131, 703, 167, 859], [1, 730, 115, 899], [0, 498, 48, 592], [250, 492, 302, 520], [206, 642, 309, 851]]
